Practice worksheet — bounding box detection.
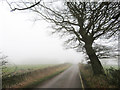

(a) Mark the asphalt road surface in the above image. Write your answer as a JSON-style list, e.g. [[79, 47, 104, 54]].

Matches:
[[36, 64, 82, 88]]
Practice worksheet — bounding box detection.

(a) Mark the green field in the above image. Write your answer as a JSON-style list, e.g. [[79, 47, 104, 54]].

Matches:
[[103, 65, 118, 70], [2, 64, 56, 76]]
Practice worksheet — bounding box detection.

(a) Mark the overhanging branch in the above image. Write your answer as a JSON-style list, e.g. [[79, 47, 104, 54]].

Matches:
[[11, 0, 41, 11]]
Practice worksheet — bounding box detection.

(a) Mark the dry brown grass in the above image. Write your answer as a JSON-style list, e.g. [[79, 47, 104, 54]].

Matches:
[[12, 64, 70, 88], [79, 63, 117, 88]]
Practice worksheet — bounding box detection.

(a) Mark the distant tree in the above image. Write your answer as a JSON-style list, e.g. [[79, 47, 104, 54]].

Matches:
[[0, 52, 8, 66], [0, 52, 17, 77], [0, 52, 8, 76], [8, 1, 119, 75]]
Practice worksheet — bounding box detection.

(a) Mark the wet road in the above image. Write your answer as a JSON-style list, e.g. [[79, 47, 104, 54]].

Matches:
[[36, 64, 82, 88]]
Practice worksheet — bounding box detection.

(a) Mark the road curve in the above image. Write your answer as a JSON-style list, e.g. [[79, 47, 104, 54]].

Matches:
[[36, 64, 82, 88]]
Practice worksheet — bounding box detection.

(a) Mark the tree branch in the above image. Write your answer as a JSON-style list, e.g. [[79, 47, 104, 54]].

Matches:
[[11, 0, 41, 11]]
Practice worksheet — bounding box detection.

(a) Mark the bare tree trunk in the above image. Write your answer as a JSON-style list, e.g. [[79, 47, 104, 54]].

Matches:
[[84, 44, 105, 75]]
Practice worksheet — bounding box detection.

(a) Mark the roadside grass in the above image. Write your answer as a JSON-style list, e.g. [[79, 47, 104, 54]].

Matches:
[[2, 63, 71, 88], [23, 69, 65, 88], [79, 63, 119, 88]]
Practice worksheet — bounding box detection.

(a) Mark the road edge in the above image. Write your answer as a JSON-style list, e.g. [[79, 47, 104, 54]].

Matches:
[[78, 64, 84, 90]]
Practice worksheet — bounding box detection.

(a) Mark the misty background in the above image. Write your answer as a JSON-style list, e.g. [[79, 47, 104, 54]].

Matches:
[[0, 1, 85, 64]]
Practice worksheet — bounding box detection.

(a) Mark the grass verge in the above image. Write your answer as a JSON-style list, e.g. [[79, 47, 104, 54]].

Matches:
[[79, 63, 118, 88], [23, 70, 65, 88]]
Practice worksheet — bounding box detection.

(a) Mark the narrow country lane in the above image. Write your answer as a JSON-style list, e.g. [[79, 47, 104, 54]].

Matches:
[[36, 64, 82, 88]]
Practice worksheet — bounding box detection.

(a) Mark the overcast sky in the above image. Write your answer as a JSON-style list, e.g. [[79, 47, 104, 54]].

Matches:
[[0, 1, 85, 64]]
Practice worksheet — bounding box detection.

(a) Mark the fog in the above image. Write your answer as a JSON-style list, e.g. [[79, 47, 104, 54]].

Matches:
[[0, 2, 84, 64], [0, 2, 118, 65]]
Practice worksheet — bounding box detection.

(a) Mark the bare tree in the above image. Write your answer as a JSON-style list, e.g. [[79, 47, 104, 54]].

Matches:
[[0, 52, 8, 76], [8, 1, 120, 75], [0, 52, 8, 66], [0, 52, 17, 77]]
